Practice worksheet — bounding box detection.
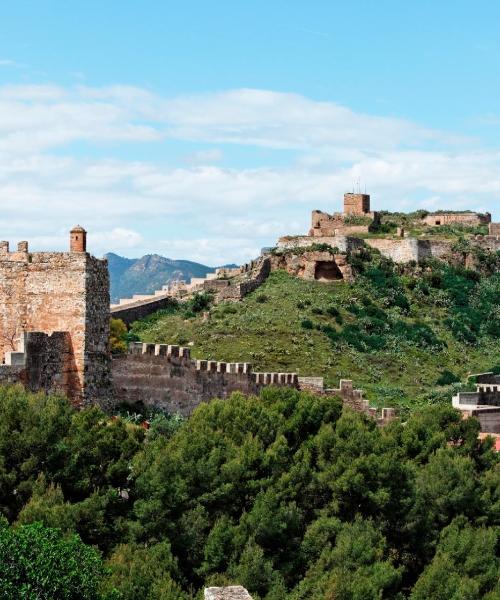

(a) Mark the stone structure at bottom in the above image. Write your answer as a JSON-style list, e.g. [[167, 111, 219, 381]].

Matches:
[[0, 228, 109, 407], [204, 587, 253, 600], [452, 373, 500, 433]]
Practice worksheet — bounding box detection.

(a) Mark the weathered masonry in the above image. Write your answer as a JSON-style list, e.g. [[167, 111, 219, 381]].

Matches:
[[112, 342, 299, 416], [423, 211, 491, 227], [0, 228, 110, 406]]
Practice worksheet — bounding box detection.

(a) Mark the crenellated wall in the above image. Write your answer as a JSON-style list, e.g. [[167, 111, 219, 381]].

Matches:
[[111, 342, 298, 416]]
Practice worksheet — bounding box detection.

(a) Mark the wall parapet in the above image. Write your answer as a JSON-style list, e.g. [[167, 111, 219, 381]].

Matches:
[[111, 342, 299, 416]]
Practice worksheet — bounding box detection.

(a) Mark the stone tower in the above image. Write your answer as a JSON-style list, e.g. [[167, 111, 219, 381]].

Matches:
[[0, 227, 110, 406], [343, 193, 371, 216], [70, 225, 87, 252]]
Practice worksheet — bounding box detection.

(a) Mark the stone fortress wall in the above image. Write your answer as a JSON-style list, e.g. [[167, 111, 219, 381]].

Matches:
[[111, 342, 397, 423], [423, 212, 491, 226], [111, 256, 273, 325], [0, 331, 70, 396], [111, 341, 299, 416], [0, 229, 109, 406]]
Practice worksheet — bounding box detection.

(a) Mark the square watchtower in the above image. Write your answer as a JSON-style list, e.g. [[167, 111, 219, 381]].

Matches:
[[343, 193, 371, 216]]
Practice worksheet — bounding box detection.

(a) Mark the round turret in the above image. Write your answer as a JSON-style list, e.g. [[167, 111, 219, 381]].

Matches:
[[70, 225, 87, 253]]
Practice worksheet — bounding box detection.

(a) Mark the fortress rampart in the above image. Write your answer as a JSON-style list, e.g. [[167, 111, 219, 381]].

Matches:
[[111, 342, 299, 416], [423, 212, 491, 227]]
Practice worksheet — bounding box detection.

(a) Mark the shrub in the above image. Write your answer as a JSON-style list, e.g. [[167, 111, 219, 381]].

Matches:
[[435, 370, 461, 386], [326, 306, 340, 318], [301, 319, 314, 330]]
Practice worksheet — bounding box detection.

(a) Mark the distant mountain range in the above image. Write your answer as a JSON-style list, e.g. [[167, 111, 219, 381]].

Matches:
[[106, 253, 237, 303]]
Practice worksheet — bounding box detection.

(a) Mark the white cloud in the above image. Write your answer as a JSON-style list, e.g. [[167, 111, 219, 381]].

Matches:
[[0, 83, 498, 264], [0, 84, 459, 156]]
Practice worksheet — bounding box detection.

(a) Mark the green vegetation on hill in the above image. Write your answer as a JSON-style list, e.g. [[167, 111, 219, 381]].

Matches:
[[131, 250, 500, 411], [0, 385, 498, 599], [376, 211, 490, 239]]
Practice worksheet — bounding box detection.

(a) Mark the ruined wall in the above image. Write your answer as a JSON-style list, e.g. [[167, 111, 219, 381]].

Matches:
[[84, 256, 111, 402], [112, 342, 298, 416], [277, 235, 364, 253], [0, 245, 109, 405], [364, 238, 420, 263], [423, 212, 491, 226], [216, 257, 271, 302], [489, 223, 500, 236], [472, 235, 500, 252], [205, 587, 253, 600], [364, 238, 455, 263], [309, 211, 373, 237], [270, 251, 353, 281]]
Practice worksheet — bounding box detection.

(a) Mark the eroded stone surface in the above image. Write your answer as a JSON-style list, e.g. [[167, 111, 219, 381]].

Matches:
[[204, 586, 253, 600]]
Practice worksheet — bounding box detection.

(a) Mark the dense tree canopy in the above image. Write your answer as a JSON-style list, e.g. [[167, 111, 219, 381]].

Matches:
[[0, 384, 498, 598]]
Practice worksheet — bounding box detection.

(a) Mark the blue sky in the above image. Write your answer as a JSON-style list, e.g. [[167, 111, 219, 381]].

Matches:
[[0, 1, 499, 264]]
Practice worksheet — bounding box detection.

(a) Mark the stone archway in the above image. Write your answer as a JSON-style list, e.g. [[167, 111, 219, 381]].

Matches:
[[314, 261, 343, 281]]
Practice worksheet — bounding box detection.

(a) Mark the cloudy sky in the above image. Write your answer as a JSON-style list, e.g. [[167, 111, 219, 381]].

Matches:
[[1, 1, 499, 265]]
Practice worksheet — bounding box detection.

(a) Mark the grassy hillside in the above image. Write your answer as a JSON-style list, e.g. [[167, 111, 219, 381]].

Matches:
[[131, 251, 500, 412]]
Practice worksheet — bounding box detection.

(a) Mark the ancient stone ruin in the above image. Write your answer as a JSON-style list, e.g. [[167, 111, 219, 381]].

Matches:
[[204, 587, 253, 600], [423, 211, 491, 227], [278, 192, 500, 266], [0, 228, 109, 406], [0, 227, 393, 420], [309, 192, 380, 237]]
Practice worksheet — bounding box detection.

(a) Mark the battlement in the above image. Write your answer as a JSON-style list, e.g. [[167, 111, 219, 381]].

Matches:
[[111, 342, 299, 416]]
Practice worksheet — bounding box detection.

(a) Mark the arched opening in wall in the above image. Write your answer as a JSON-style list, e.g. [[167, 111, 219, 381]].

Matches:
[[314, 261, 343, 281]]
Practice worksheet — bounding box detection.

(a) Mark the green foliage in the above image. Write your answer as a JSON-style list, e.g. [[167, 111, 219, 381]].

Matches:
[[272, 243, 341, 257], [410, 517, 500, 600], [131, 253, 500, 409], [255, 293, 269, 304], [0, 385, 499, 597], [187, 292, 212, 314], [0, 386, 143, 551], [0, 518, 105, 599], [103, 541, 188, 600], [436, 370, 461, 386], [110, 318, 128, 354]]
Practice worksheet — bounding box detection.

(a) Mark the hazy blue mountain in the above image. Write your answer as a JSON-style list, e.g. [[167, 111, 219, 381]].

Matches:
[[106, 253, 232, 303]]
